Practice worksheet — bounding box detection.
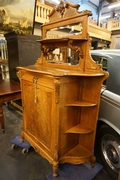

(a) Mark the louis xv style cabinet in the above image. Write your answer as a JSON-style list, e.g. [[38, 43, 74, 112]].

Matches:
[[17, 1, 109, 177]]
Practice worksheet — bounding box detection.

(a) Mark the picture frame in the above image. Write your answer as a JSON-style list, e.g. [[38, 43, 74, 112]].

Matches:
[[0, 0, 36, 35]]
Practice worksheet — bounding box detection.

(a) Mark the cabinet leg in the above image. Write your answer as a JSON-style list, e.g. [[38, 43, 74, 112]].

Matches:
[[53, 162, 58, 177]]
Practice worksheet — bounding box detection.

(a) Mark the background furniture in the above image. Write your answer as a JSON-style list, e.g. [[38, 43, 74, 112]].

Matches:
[[17, 1, 109, 177], [0, 39, 9, 80], [4, 32, 41, 81], [0, 79, 21, 133]]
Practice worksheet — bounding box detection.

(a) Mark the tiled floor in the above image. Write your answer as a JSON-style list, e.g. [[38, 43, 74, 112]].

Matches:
[[0, 104, 113, 180]]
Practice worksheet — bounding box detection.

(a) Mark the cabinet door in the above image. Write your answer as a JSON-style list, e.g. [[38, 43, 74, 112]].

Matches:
[[22, 79, 54, 155]]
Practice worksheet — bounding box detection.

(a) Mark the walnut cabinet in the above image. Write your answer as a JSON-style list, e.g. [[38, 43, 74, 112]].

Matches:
[[17, 1, 109, 177]]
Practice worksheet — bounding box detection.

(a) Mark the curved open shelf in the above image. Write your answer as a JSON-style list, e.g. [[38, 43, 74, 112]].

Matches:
[[65, 100, 97, 107], [65, 123, 94, 134], [59, 144, 92, 164]]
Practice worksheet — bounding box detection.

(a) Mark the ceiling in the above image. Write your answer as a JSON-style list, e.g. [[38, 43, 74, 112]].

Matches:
[[86, 0, 120, 20], [47, 0, 120, 19]]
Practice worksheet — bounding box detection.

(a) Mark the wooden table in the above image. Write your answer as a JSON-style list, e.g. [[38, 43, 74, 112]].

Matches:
[[0, 79, 21, 133]]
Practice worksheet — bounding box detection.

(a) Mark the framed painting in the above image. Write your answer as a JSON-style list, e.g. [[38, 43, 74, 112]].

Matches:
[[0, 0, 36, 35]]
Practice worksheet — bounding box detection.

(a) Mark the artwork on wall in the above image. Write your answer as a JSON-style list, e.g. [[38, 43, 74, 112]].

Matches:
[[0, 0, 36, 35]]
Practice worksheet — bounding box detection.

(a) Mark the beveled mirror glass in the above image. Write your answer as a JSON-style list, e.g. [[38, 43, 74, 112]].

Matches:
[[44, 23, 83, 65], [46, 23, 83, 39]]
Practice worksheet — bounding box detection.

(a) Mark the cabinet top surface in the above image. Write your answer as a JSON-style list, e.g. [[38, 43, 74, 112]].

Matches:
[[17, 65, 105, 77]]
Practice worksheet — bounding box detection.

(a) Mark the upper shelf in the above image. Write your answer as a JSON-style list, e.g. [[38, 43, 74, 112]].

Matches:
[[37, 37, 88, 45]]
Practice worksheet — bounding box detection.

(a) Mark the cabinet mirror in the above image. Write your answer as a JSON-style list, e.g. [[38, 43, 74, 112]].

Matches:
[[40, 23, 86, 66], [45, 23, 84, 65]]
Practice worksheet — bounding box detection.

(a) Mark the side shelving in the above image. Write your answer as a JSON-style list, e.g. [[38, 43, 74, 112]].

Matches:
[[65, 123, 94, 134], [65, 100, 97, 107], [64, 100, 97, 134], [63, 93, 97, 161], [60, 144, 92, 163]]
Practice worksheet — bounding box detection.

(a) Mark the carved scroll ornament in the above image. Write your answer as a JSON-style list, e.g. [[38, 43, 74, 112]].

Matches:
[[68, 39, 84, 59]]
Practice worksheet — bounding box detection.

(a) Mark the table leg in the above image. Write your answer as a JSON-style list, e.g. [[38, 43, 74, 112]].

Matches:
[[0, 104, 5, 133]]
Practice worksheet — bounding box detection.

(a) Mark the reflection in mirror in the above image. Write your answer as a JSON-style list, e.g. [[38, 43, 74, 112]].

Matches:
[[46, 23, 83, 39], [46, 47, 80, 65]]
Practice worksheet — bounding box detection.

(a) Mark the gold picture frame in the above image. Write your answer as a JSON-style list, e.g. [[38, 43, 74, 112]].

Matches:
[[0, 0, 36, 35]]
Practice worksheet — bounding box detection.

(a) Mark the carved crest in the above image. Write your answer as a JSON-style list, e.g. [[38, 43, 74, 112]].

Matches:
[[48, 0, 80, 21]]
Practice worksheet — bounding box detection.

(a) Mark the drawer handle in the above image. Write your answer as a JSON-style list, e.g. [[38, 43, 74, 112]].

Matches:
[[33, 77, 38, 103], [33, 77, 38, 84]]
